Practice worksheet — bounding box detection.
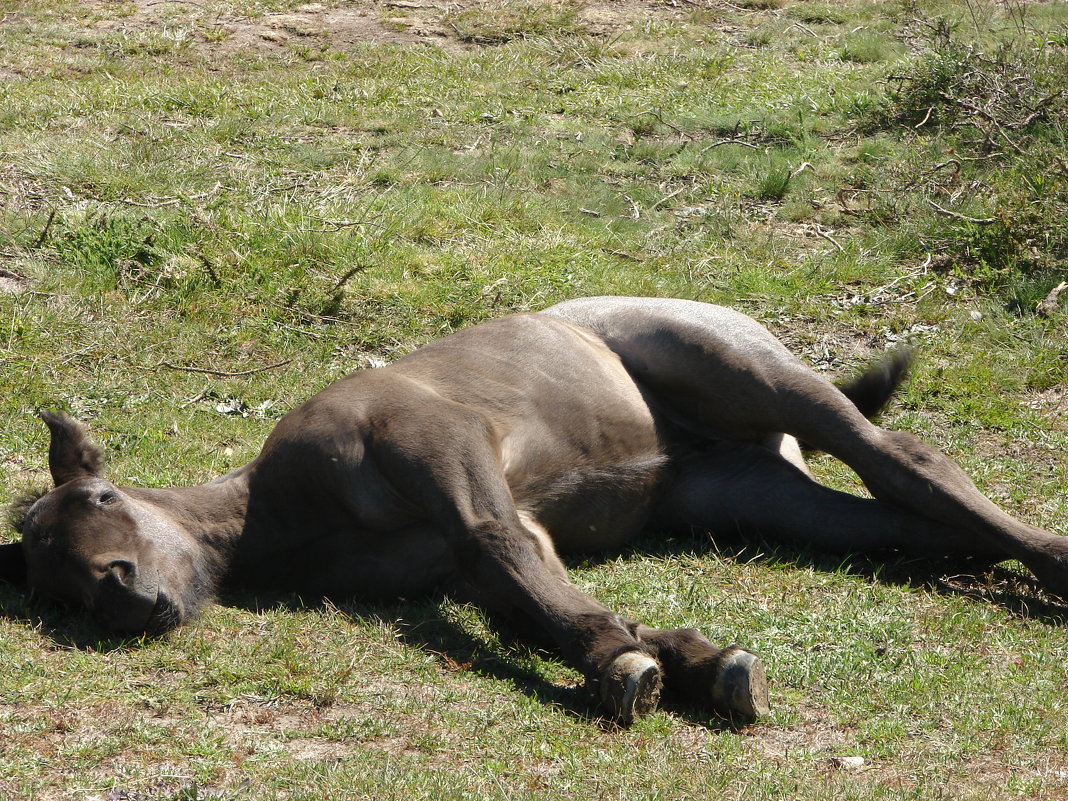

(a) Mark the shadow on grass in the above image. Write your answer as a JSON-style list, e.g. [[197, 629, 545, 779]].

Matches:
[[617, 527, 1068, 627], [1, 528, 1066, 727], [0, 584, 162, 652]]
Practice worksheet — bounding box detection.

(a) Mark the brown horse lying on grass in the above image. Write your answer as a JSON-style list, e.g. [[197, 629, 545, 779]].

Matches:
[[2, 296, 1066, 725]]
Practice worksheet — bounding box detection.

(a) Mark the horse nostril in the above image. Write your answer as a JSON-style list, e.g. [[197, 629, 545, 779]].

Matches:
[[106, 559, 137, 584]]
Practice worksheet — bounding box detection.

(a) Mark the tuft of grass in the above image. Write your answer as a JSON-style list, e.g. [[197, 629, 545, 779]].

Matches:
[[443, 0, 587, 44], [839, 32, 903, 64]]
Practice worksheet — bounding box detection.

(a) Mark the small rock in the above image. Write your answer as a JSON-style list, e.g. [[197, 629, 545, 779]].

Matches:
[[826, 756, 866, 771]]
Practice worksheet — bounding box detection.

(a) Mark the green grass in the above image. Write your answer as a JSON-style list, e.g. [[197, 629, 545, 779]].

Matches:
[[1, 0, 1068, 798]]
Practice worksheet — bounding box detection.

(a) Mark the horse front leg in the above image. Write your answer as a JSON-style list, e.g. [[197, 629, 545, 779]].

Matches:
[[456, 515, 665, 723], [372, 410, 665, 723]]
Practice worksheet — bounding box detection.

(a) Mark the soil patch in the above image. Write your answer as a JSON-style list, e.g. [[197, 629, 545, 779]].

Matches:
[[86, 1, 718, 56]]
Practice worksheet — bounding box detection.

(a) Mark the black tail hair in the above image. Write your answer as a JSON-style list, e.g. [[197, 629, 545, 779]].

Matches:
[[836, 348, 913, 421]]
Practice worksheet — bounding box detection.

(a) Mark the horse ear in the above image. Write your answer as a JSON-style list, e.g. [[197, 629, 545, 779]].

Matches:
[[0, 542, 26, 585], [39, 410, 105, 486]]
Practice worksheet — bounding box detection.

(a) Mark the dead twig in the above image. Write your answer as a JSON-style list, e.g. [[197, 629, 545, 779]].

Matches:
[[297, 217, 383, 233], [34, 207, 56, 248], [699, 138, 759, 154], [275, 321, 322, 339], [629, 108, 690, 140], [330, 264, 367, 292], [926, 199, 997, 225], [121, 197, 181, 208], [159, 358, 293, 377], [924, 159, 962, 177], [814, 226, 845, 253], [1036, 282, 1068, 318], [648, 186, 686, 212]]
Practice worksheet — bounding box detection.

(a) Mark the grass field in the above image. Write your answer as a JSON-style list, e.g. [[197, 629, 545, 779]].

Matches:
[[1, 0, 1067, 798]]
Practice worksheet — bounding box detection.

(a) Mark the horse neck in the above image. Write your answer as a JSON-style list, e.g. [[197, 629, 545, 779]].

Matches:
[[125, 467, 252, 562]]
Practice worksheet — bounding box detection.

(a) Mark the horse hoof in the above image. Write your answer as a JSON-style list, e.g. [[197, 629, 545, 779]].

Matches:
[[711, 646, 770, 724], [601, 651, 662, 725]]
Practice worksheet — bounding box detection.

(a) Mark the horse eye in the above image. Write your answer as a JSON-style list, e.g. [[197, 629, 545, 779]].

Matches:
[[96, 491, 118, 506]]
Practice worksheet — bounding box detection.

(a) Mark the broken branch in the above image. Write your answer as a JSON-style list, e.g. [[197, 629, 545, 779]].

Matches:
[[926, 199, 997, 225], [160, 358, 293, 377], [1036, 282, 1068, 317]]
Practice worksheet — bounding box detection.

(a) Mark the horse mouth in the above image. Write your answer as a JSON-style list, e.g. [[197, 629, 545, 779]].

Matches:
[[143, 590, 183, 634]]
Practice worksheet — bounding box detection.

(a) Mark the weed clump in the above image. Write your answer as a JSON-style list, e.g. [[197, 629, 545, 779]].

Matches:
[[881, 24, 1067, 147], [868, 9, 1068, 300], [444, 1, 586, 44], [54, 212, 165, 293]]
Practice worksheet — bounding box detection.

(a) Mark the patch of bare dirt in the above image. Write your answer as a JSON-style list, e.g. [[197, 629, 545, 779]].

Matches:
[[87, 1, 451, 55], [750, 706, 857, 761], [0, 267, 31, 294], [82, 1, 724, 56], [747, 705, 1068, 797], [766, 312, 890, 375], [1022, 387, 1068, 429]]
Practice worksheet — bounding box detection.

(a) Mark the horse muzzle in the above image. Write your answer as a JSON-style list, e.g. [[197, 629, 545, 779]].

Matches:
[[92, 561, 162, 634]]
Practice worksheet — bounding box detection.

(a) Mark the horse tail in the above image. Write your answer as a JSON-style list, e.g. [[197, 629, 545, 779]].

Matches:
[[835, 348, 913, 421]]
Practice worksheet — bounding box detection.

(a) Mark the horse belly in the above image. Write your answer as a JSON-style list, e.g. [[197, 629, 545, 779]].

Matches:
[[509, 444, 669, 553]]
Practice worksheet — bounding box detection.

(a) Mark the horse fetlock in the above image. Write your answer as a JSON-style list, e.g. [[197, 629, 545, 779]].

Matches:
[[711, 646, 771, 724], [599, 651, 662, 725]]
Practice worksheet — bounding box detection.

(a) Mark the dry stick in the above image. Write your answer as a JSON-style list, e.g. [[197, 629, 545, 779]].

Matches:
[[1036, 282, 1068, 318], [275, 321, 322, 339], [926, 199, 997, 225], [34, 208, 56, 248], [937, 92, 1026, 154], [629, 108, 689, 139], [648, 186, 686, 212], [121, 197, 181, 208], [924, 159, 962, 177], [815, 226, 845, 253], [699, 138, 759, 154], [160, 358, 293, 377]]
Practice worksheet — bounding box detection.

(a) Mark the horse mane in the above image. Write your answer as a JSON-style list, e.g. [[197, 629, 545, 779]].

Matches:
[[5, 486, 49, 535]]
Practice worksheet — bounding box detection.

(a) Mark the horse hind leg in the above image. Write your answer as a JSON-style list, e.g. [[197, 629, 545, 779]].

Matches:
[[830, 425, 1068, 597], [661, 441, 1002, 558], [770, 372, 1068, 598], [548, 297, 1067, 597]]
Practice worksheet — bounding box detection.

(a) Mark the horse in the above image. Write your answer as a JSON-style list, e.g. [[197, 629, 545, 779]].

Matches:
[[3, 297, 1065, 724]]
